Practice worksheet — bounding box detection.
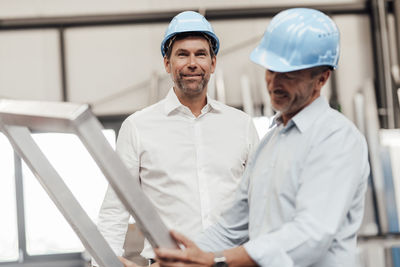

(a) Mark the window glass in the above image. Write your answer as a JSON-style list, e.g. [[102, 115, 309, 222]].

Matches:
[[381, 129, 400, 224], [0, 133, 18, 262], [23, 130, 115, 255]]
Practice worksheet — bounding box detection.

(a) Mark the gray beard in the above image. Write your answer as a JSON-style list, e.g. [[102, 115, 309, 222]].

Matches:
[[176, 75, 209, 96]]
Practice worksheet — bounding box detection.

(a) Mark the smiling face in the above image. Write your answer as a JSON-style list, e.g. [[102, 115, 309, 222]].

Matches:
[[164, 35, 216, 99], [265, 67, 330, 124]]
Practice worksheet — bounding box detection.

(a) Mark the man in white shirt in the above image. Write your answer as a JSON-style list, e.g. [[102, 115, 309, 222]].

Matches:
[[94, 11, 259, 266]]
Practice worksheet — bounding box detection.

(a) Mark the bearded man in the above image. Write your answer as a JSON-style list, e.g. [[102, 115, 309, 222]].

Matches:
[[93, 11, 259, 267]]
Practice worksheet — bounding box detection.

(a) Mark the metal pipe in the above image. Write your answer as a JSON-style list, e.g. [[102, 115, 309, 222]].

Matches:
[[59, 28, 68, 102], [371, 0, 396, 128], [391, 0, 400, 127], [378, 0, 396, 129], [240, 75, 254, 117], [394, 0, 400, 70], [398, 88, 400, 105], [0, 3, 368, 30], [14, 153, 28, 261], [363, 79, 389, 233]]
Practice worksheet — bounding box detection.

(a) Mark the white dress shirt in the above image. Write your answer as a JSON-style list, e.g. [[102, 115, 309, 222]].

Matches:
[[196, 96, 370, 267], [96, 88, 259, 260]]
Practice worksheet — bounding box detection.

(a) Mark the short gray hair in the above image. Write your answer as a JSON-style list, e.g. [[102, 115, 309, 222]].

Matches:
[[164, 32, 216, 59], [310, 65, 333, 77]]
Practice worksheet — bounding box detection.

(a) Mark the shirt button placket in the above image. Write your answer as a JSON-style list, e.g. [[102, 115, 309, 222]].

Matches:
[[194, 118, 210, 228]]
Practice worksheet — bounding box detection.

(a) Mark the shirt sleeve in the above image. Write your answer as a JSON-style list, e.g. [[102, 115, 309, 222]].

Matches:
[[92, 118, 140, 266], [195, 116, 259, 252], [243, 126, 369, 267], [196, 165, 251, 252]]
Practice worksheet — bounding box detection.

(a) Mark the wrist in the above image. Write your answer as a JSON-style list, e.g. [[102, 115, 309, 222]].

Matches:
[[212, 251, 228, 267], [206, 252, 215, 267]]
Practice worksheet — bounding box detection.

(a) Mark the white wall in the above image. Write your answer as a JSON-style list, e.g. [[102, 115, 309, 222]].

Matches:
[[0, 29, 62, 101], [335, 15, 374, 120], [0, 0, 373, 122], [65, 24, 166, 115]]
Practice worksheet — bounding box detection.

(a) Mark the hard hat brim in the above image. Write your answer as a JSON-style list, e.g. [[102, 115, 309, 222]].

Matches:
[[250, 45, 337, 73]]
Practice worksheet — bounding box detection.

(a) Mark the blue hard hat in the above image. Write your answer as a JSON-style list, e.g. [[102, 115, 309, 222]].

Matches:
[[161, 11, 220, 57], [250, 8, 340, 72]]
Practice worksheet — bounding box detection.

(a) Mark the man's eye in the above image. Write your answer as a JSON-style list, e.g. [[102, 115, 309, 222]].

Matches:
[[284, 74, 296, 79]]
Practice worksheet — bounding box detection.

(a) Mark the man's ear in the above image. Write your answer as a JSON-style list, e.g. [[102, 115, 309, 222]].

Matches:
[[164, 56, 171, 73], [210, 56, 217, 74], [317, 70, 331, 88]]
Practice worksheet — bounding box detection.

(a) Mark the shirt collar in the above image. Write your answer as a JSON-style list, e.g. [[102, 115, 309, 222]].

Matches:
[[270, 96, 329, 133], [164, 88, 182, 115], [206, 96, 223, 112], [164, 88, 222, 116]]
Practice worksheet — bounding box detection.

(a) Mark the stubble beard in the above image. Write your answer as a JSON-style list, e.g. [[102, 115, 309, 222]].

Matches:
[[271, 82, 315, 117], [176, 74, 209, 97]]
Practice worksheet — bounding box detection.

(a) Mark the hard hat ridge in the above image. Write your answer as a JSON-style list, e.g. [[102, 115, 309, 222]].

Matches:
[[161, 11, 220, 57], [250, 8, 340, 72]]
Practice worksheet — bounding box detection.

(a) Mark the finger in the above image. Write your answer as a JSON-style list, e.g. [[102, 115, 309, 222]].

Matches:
[[155, 256, 177, 267], [156, 258, 176, 267], [170, 230, 196, 248], [156, 257, 192, 267], [158, 262, 195, 267], [155, 247, 189, 262], [118, 256, 138, 267]]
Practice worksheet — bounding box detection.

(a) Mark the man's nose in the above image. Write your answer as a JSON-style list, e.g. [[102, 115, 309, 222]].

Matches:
[[188, 54, 197, 68]]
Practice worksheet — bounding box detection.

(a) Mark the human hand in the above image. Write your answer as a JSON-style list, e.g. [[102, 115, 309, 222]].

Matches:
[[155, 230, 214, 267], [118, 256, 140, 267]]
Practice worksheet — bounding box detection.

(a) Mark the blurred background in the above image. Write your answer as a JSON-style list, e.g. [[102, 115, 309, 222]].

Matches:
[[0, 0, 400, 266]]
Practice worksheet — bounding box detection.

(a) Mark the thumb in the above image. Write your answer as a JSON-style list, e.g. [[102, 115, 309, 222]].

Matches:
[[170, 230, 196, 248]]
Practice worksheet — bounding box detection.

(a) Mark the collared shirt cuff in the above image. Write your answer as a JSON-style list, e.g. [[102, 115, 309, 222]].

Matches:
[[243, 239, 293, 267]]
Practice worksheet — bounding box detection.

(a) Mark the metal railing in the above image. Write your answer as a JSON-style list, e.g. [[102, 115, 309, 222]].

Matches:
[[0, 99, 178, 267]]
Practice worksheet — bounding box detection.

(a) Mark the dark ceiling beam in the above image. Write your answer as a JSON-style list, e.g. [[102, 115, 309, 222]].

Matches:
[[0, 2, 370, 30], [206, 2, 370, 20]]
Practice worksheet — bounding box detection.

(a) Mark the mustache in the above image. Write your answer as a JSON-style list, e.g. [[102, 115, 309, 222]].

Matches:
[[271, 88, 289, 96]]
